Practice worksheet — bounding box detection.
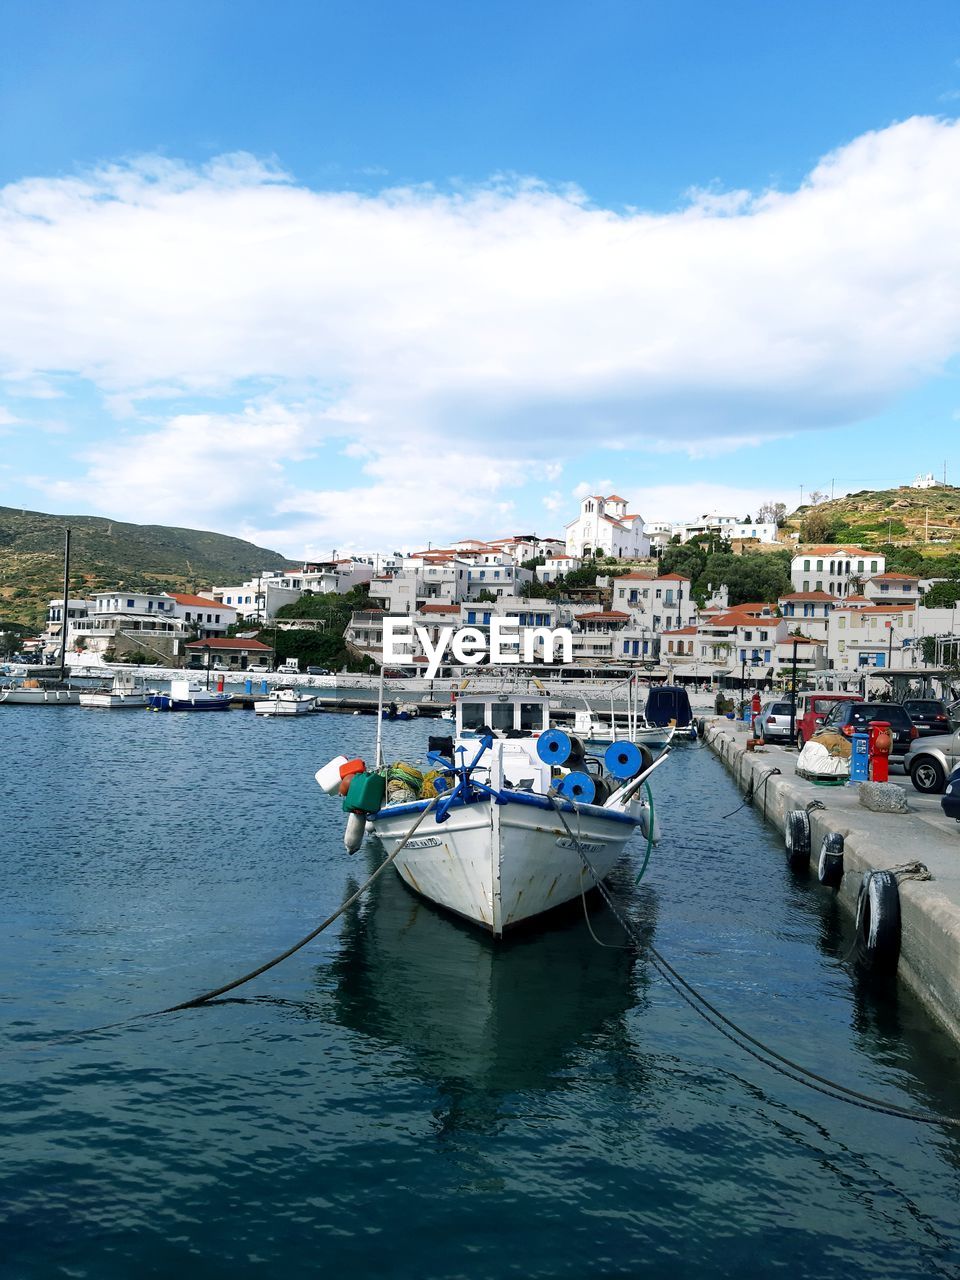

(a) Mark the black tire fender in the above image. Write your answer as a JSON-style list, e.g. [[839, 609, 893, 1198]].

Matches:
[[817, 832, 844, 888], [784, 808, 811, 865], [855, 871, 901, 977]]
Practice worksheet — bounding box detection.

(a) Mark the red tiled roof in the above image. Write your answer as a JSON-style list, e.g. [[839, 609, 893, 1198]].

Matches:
[[798, 545, 878, 556], [606, 493, 627, 502], [868, 572, 918, 581], [168, 592, 235, 609], [576, 610, 631, 621], [419, 603, 460, 613], [661, 626, 698, 636], [185, 637, 272, 650]]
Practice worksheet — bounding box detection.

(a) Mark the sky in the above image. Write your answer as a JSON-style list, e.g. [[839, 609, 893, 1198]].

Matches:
[[2, 0, 960, 559]]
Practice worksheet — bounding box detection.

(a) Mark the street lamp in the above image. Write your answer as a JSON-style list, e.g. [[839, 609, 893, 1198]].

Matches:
[[203, 643, 211, 690], [788, 637, 800, 744]]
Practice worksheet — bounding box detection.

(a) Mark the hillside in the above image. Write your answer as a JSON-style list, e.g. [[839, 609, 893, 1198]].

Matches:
[[784, 484, 960, 550], [0, 505, 293, 628]]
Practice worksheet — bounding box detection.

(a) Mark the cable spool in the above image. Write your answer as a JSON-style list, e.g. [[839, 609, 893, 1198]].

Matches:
[[604, 740, 652, 780], [817, 832, 844, 888], [537, 729, 585, 767], [556, 771, 596, 803]]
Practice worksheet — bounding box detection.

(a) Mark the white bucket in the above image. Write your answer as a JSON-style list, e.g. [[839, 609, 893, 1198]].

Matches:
[[315, 755, 349, 794]]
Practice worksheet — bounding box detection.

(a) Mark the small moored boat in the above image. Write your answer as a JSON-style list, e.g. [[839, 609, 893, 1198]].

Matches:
[[254, 685, 318, 716], [79, 672, 153, 709], [148, 678, 231, 712]]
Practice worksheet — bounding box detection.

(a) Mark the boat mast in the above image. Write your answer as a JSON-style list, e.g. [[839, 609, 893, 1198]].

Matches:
[[58, 527, 71, 683]]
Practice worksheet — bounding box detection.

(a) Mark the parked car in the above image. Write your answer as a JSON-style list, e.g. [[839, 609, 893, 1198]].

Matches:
[[901, 698, 953, 737], [754, 699, 796, 742], [942, 764, 960, 821], [819, 700, 918, 765], [246, 664, 268, 673], [306, 666, 330, 675], [795, 692, 863, 747], [905, 726, 960, 794]]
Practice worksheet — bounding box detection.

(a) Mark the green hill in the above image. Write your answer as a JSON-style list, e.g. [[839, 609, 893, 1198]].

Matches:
[[0, 505, 293, 628], [785, 484, 960, 550]]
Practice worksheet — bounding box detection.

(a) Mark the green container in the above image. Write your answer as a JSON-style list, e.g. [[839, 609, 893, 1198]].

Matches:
[[343, 771, 387, 814]]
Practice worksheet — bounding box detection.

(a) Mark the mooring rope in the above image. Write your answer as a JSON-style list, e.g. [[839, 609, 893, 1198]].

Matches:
[[25, 799, 439, 1049], [547, 792, 960, 1129]]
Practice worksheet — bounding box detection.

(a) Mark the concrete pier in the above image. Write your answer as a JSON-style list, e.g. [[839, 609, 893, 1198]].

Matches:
[[705, 718, 960, 1043]]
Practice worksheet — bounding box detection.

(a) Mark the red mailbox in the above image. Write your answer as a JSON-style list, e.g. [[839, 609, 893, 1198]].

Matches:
[[868, 720, 892, 783]]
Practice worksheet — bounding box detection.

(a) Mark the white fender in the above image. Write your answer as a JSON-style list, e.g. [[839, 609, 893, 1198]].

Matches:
[[344, 811, 366, 853]]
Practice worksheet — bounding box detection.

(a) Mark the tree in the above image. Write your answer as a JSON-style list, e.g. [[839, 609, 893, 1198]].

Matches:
[[800, 507, 838, 543], [473, 589, 497, 602], [923, 580, 960, 608], [757, 501, 787, 526], [807, 490, 829, 506]]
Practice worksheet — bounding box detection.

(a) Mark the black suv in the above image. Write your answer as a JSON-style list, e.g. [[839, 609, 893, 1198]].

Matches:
[[902, 698, 953, 737], [820, 700, 919, 764]]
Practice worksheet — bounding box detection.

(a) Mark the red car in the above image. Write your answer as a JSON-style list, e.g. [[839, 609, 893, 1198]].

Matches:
[[795, 692, 863, 747]]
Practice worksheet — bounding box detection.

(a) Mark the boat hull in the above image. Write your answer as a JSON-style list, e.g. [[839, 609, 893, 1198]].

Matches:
[[148, 693, 231, 711], [370, 793, 639, 936], [254, 699, 315, 716], [79, 693, 151, 709], [0, 687, 81, 705]]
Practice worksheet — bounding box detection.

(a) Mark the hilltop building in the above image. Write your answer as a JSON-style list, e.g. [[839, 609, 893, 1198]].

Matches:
[[565, 494, 649, 559]]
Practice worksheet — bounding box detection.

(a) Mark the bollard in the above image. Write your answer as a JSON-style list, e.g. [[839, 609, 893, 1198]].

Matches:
[[868, 720, 892, 783], [849, 731, 870, 784]]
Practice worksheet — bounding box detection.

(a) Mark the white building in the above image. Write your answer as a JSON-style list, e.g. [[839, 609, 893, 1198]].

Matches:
[[209, 559, 373, 621], [536, 555, 582, 584], [42, 597, 91, 656], [672, 513, 779, 545], [611, 572, 697, 633], [777, 591, 836, 643], [565, 494, 649, 559], [790, 546, 886, 598], [912, 473, 938, 489]]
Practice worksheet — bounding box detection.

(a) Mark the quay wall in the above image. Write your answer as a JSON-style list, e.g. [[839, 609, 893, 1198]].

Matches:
[[704, 719, 960, 1045]]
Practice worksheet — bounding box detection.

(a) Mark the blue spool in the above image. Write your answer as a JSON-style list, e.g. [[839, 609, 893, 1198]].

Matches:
[[849, 732, 870, 784], [537, 729, 574, 766], [556, 771, 596, 803], [604, 740, 643, 780], [244, 678, 252, 694]]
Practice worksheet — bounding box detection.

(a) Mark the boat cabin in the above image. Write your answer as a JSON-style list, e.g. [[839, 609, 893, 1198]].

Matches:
[[456, 691, 551, 738]]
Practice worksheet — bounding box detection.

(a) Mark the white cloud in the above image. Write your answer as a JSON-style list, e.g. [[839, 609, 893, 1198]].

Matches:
[[6, 119, 960, 545], [3, 117, 960, 458]]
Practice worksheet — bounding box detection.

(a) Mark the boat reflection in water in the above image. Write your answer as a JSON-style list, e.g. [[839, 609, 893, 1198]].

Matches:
[[325, 840, 657, 1127]]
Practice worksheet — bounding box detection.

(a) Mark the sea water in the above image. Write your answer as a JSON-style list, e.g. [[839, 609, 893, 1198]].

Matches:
[[2, 708, 960, 1278]]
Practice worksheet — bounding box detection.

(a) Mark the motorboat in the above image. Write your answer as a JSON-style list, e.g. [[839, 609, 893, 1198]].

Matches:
[[148, 678, 231, 712], [645, 684, 698, 740], [316, 688, 665, 937], [571, 705, 674, 755], [0, 677, 82, 705], [381, 701, 419, 720], [254, 685, 318, 716], [79, 672, 153, 709]]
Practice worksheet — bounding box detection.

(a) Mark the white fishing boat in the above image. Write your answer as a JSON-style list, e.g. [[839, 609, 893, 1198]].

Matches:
[[254, 685, 318, 716], [317, 689, 665, 937], [0, 678, 81, 706], [148, 678, 231, 712], [79, 672, 153, 709], [571, 706, 675, 754]]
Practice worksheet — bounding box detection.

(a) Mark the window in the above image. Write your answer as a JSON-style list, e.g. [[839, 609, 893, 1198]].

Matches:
[[803, 559, 810, 571], [127, 599, 134, 608], [467, 610, 475, 623], [803, 580, 810, 591]]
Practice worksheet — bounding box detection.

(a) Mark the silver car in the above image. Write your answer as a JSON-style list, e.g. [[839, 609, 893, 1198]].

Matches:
[[906, 727, 960, 794], [755, 698, 796, 742]]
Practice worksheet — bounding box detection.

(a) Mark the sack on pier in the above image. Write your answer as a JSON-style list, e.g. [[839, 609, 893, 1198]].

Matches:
[[797, 740, 849, 779]]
